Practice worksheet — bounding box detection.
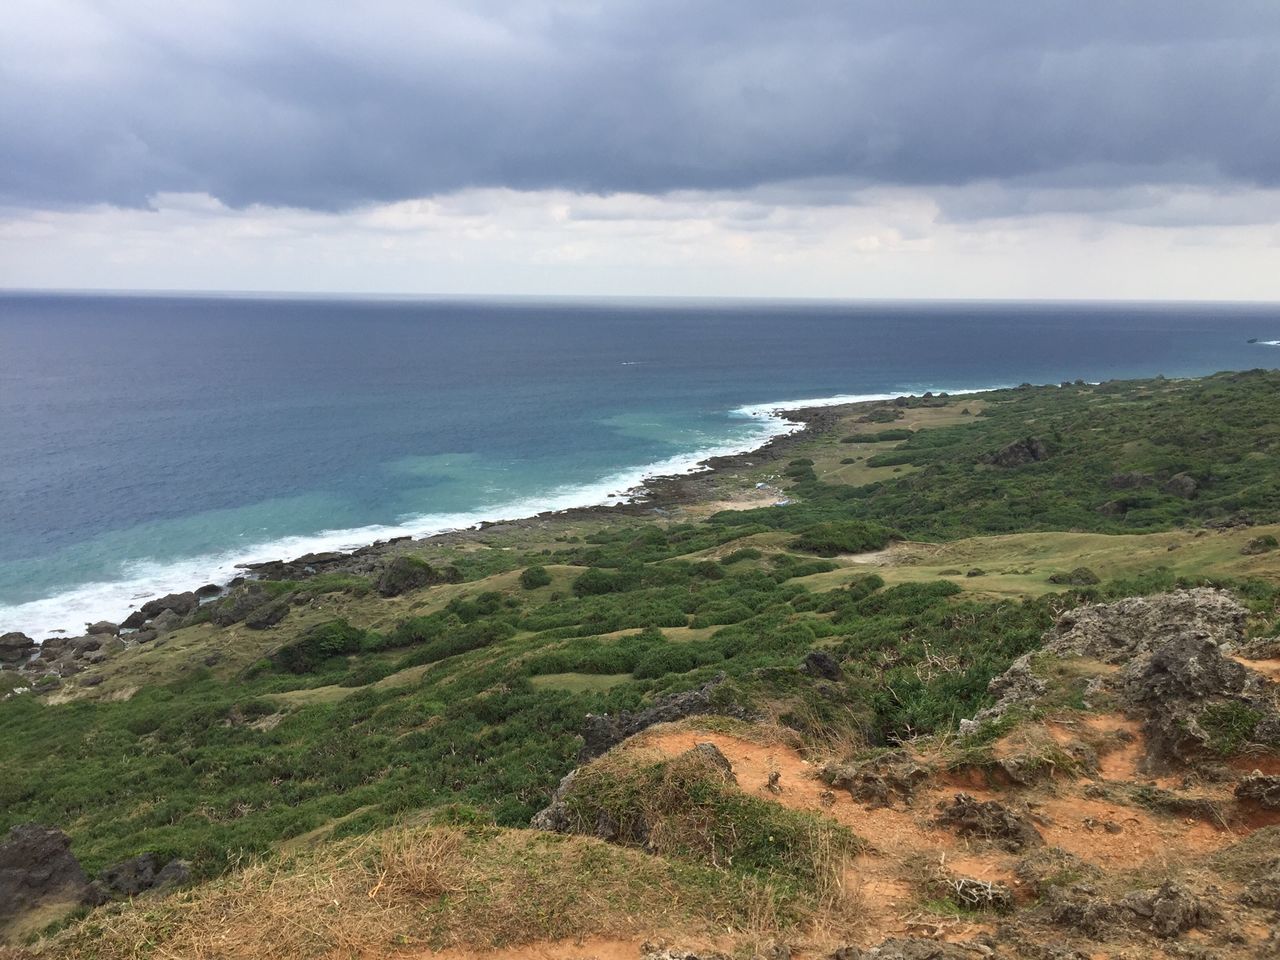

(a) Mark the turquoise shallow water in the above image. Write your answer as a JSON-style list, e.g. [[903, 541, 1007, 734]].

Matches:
[[1, 293, 1277, 637]]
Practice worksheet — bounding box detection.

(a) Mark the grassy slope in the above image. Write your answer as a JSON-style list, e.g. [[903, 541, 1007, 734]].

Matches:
[[3, 370, 1280, 889]]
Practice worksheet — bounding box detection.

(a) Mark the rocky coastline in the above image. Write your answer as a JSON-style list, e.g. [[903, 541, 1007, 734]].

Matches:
[[0, 402, 848, 689]]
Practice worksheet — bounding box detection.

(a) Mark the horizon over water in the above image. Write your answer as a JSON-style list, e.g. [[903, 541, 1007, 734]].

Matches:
[[2, 292, 1279, 638]]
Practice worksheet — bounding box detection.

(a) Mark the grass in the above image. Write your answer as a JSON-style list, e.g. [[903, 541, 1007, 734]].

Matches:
[[529, 672, 633, 693], [34, 826, 777, 959]]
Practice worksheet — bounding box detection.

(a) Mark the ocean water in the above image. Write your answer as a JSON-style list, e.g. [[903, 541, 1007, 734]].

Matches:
[[2, 293, 1278, 638]]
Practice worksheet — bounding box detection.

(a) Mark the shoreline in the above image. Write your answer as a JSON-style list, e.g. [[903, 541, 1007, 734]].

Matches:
[[0, 390, 965, 641]]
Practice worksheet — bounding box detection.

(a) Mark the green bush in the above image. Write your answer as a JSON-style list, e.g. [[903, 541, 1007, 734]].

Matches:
[[520, 565, 553, 589], [790, 521, 899, 556]]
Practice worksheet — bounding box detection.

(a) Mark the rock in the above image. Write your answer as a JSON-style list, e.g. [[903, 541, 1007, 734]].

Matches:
[[1236, 773, 1280, 809], [139, 591, 198, 619], [129, 629, 159, 644], [121, 610, 148, 630], [801, 649, 843, 680], [823, 751, 930, 808], [852, 940, 977, 960], [194, 583, 223, 598], [1119, 880, 1216, 938], [244, 597, 290, 630], [984, 436, 1049, 468], [375, 555, 435, 597], [0, 632, 36, 663], [150, 609, 182, 634], [1242, 535, 1280, 556], [1162, 472, 1200, 499], [968, 653, 1046, 727], [68, 635, 102, 656], [1046, 567, 1100, 586], [686, 743, 735, 782], [95, 853, 192, 899], [530, 769, 580, 832], [1109, 472, 1154, 489], [208, 583, 272, 627], [85, 621, 118, 636], [0, 824, 95, 926], [640, 945, 731, 960], [934, 794, 1043, 852], [1047, 588, 1247, 665], [965, 568, 985, 578], [578, 672, 757, 761], [1041, 885, 1121, 938]]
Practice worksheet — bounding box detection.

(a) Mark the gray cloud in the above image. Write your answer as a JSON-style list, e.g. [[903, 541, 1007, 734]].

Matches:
[[3, 1, 1279, 211]]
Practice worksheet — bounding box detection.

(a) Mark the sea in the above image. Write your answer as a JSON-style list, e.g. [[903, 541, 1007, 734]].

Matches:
[[2, 293, 1278, 639]]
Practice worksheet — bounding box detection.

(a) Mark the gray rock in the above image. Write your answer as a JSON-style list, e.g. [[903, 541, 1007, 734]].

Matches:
[[1162, 472, 1200, 499], [194, 583, 223, 598], [140, 591, 199, 619], [0, 824, 96, 925], [0, 632, 36, 663], [244, 597, 290, 630], [85, 621, 118, 636], [801, 649, 843, 680], [95, 853, 191, 899], [1119, 880, 1217, 938], [149, 609, 182, 634], [375, 555, 435, 597], [1236, 773, 1280, 809]]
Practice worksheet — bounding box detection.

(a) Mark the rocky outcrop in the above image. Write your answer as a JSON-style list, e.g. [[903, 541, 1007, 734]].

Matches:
[[244, 597, 290, 630], [577, 673, 758, 762], [1046, 567, 1099, 586], [85, 621, 118, 636], [376, 555, 436, 597], [800, 649, 843, 680], [0, 824, 96, 927], [985, 436, 1049, 468], [1046, 588, 1246, 665], [1043, 880, 1217, 940], [139, 591, 199, 620], [1236, 773, 1280, 809], [0, 632, 36, 665]]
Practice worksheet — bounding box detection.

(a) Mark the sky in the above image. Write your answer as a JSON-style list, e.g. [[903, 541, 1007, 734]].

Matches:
[[3, 1, 1280, 300]]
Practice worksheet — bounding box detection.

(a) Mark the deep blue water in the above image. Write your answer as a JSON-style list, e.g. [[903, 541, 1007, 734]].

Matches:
[[2, 293, 1278, 636]]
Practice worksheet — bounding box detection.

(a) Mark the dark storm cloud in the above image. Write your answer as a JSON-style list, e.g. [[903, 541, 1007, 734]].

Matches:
[[4, 1, 1279, 211]]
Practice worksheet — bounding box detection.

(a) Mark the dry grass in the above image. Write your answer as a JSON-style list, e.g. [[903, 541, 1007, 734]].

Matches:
[[30, 826, 755, 960]]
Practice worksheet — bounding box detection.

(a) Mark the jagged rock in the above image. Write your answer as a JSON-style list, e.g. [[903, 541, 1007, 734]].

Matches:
[[846, 939, 978, 960], [969, 653, 1046, 727], [0, 632, 36, 664], [1118, 633, 1275, 769], [149, 609, 182, 634], [530, 769, 579, 832], [801, 649, 843, 680], [1242, 536, 1280, 556], [1048, 588, 1247, 665], [1162, 472, 1200, 499], [139, 591, 198, 619], [640, 945, 731, 960], [0, 824, 96, 925], [1015, 847, 1101, 897], [85, 621, 118, 636], [1041, 885, 1121, 938], [687, 742, 735, 781], [1236, 773, 1280, 809], [823, 751, 930, 808], [1241, 860, 1280, 910], [1119, 880, 1217, 938], [95, 853, 191, 899], [130, 629, 159, 644], [194, 583, 223, 598], [935, 794, 1043, 851], [121, 610, 148, 630], [578, 673, 757, 761], [244, 597, 290, 630]]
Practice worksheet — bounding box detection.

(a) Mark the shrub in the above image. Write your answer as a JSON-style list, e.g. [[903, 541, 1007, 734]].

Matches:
[[273, 619, 367, 673], [790, 521, 899, 556], [520, 565, 553, 589]]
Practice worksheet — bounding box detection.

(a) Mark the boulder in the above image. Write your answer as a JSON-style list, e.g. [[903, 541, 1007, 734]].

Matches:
[[375, 555, 435, 597], [0, 824, 95, 926], [244, 597, 290, 630], [121, 610, 149, 630], [85, 621, 118, 636], [800, 649, 843, 681], [129, 629, 159, 644], [0, 632, 36, 664], [194, 583, 223, 598], [984, 436, 1049, 468], [139, 591, 198, 619], [823, 751, 930, 808], [208, 583, 272, 627], [1119, 880, 1217, 938], [1161, 472, 1199, 499], [149, 609, 182, 634]]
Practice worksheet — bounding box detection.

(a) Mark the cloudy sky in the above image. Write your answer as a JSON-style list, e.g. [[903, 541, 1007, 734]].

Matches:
[[3, 1, 1280, 299]]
